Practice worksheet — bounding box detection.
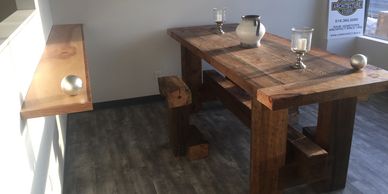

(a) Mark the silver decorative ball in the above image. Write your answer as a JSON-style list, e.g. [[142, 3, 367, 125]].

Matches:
[[61, 75, 83, 96], [350, 54, 367, 70]]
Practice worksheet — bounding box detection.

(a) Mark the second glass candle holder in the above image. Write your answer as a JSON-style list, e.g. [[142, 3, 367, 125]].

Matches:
[[213, 8, 226, 34], [290, 27, 314, 69]]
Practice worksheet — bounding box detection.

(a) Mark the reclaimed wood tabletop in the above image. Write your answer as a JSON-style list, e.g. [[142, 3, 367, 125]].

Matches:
[[168, 24, 388, 110]]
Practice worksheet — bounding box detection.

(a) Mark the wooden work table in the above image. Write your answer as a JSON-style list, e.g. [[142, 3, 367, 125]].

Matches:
[[20, 24, 93, 119], [167, 24, 388, 194]]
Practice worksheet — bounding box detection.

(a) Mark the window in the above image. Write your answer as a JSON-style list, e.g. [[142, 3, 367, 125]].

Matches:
[[365, 0, 388, 40]]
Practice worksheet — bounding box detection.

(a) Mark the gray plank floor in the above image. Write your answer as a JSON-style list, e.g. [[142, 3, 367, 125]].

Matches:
[[64, 92, 388, 194]]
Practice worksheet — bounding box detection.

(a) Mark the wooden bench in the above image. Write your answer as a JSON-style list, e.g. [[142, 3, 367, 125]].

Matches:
[[158, 76, 208, 160]]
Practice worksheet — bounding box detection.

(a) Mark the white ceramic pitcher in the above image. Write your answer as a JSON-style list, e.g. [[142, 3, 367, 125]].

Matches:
[[236, 15, 266, 48]]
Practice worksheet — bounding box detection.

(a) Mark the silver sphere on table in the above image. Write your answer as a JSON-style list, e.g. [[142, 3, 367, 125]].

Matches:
[[350, 54, 367, 70], [61, 75, 83, 96]]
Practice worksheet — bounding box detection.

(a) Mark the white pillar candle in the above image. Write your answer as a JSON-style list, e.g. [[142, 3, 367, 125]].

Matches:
[[216, 10, 223, 22], [296, 38, 307, 51]]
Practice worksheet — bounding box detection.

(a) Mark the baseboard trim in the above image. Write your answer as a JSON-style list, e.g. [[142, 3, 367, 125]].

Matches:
[[93, 95, 163, 110]]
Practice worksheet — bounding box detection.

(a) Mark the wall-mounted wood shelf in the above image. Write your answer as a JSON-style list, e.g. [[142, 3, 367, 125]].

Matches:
[[20, 24, 93, 119]]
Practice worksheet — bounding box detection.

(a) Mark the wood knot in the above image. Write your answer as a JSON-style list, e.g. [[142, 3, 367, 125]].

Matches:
[[368, 73, 380, 78], [55, 46, 76, 59]]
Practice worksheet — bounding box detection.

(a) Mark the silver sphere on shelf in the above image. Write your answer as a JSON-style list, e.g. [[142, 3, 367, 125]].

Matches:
[[61, 75, 83, 96], [350, 54, 367, 70]]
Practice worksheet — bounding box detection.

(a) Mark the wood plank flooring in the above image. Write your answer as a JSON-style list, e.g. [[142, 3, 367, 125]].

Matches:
[[63, 92, 388, 194]]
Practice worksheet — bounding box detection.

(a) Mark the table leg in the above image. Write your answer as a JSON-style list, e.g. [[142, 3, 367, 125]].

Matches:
[[314, 97, 357, 191], [250, 100, 288, 194], [181, 46, 202, 111]]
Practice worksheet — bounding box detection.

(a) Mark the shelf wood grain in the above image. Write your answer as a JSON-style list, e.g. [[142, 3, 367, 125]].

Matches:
[[20, 24, 92, 119]]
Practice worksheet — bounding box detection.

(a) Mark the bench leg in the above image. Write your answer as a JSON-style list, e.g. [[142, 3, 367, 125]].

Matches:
[[168, 105, 190, 156]]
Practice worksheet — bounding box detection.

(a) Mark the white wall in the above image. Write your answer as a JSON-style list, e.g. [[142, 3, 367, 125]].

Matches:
[[0, 0, 67, 193], [49, 0, 326, 102], [257, 0, 327, 47], [356, 36, 388, 69], [16, 0, 35, 10], [49, 0, 388, 102]]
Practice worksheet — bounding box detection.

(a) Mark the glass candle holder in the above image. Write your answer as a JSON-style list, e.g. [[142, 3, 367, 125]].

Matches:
[[213, 8, 226, 34], [290, 27, 314, 69]]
